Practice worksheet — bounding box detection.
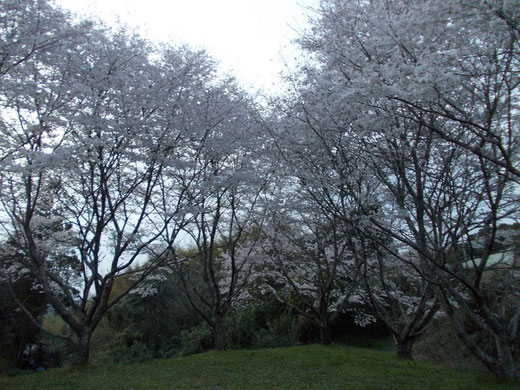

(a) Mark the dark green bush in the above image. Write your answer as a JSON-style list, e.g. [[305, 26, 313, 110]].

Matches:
[[179, 323, 213, 356], [253, 312, 300, 348]]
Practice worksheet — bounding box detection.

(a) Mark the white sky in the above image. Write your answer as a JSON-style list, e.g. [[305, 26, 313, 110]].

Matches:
[[55, 0, 318, 92]]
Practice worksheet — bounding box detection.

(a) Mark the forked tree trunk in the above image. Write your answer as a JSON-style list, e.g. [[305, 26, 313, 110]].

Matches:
[[394, 334, 415, 360]]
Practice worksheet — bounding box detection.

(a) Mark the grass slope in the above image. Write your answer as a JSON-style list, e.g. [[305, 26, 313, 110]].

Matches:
[[1, 344, 516, 389]]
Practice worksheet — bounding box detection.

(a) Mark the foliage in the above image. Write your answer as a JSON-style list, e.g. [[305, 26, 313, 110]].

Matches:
[[252, 312, 300, 348], [89, 275, 200, 363], [179, 323, 214, 356], [222, 303, 301, 349]]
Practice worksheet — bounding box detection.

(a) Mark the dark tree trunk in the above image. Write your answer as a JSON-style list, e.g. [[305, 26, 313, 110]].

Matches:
[[213, 320, 226, 350], [495, 335, 518, 381], [319, 321, 332, 345], [73, 330, 92, 366], [16, 333, 27, 368], [394, 335, 415, 360]]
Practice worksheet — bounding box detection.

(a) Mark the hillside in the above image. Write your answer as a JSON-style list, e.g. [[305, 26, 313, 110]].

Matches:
[[1, 345, 516, 389]]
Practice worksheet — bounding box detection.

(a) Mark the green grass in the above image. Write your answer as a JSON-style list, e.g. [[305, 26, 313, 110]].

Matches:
[[1, 344, 516, 389], [341, 335, 395, 352]]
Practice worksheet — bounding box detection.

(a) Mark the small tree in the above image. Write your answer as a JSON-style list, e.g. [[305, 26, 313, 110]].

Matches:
[[257, 201, 363, 345], [354, 235, 439, 360]]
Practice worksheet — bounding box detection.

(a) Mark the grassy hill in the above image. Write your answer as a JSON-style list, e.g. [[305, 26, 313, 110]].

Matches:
[[1, 344, 517, 389]]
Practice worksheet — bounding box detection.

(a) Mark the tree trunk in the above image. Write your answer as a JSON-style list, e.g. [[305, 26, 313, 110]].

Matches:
[[319, 321, 332, 345], [439, 290, 518, 381], [213, 320, 226, 350], [394, 335, 415, 360], [495, 335, 518, 381], [73, 329, 92, 366], [16, 333, 27, 368]]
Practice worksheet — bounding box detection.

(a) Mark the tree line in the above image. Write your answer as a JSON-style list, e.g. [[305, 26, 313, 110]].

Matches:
[[0, 0, 519, 381]]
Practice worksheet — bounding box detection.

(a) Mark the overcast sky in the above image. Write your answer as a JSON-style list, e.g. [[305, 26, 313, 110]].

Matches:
[[55, 0, 318, 92]]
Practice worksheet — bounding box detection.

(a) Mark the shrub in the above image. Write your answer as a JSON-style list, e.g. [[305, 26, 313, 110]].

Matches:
[[253, 312, 300, 348], [179, 323, 213, 356]]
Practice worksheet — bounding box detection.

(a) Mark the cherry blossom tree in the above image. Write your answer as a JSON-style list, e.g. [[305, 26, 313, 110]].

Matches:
[[366, 117, 519, 378], [291, 0, 520, 379], [300, 0, 520, 179], [0, 0, 84, 166], [257, 205, 363, 345], [354, 235, 439, 360], [0, 0, 77, 78], [266, 93, 439, 357], [0, 0, 223, 364], [167, 81, 268, 349]]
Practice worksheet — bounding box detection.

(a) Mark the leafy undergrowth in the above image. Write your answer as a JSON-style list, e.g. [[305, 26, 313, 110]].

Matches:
[[1, 344, 517, 389]]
